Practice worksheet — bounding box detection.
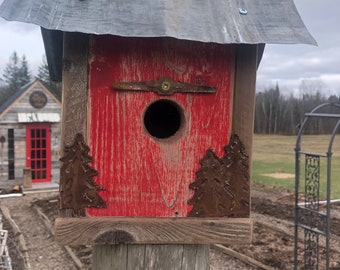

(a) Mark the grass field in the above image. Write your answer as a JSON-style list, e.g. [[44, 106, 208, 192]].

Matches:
[[252, 134, 340, 199]]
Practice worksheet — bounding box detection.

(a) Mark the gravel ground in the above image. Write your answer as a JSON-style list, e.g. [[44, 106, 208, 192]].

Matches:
[[0, 189, 256, 270], [0, 191, 75, 270], [0, 183, 339, 269]]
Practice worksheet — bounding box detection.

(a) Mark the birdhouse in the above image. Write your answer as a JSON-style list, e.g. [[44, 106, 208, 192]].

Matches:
[[57, 36, 255, 244], [0, 0, 316, 248], [87, 36, 241, 218]]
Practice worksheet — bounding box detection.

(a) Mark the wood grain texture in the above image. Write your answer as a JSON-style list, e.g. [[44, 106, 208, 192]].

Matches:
[[231, 45, 258, 221], [60, 32, 89, 217], [60, 32, 89, 149], [54, 217, 252, 246], [232, 44, 258, 164], [88, 36, 234, 217], [92, 244, 209, 270], [59, 36, 256, 269]]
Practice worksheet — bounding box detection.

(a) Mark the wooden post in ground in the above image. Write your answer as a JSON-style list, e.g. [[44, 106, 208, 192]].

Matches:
[[23, 168, 32, 188], [92, 245, 209, 270]]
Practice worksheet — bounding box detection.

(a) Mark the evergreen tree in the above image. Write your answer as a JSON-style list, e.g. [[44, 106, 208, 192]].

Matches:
[[18, 55, 31, 87], [2, 52, 20, 91], [0, 85, 12, 106], [59, 133, 107, 217], [188, 149, 232, 217], [1, 52, 31, 92], [221, 134, 250, 216], [188, 134, 250, 217], [36, 55, 62, 99], [37, 55, 50, 82]]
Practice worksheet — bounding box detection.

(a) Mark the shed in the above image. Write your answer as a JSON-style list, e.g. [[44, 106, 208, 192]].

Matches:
[[0, 1, 316, 269], [0, 79, 61, 184]]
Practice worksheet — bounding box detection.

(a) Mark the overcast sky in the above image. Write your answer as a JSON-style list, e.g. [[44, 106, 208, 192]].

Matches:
[[0, 0, 339, 96], [257, 0, 340, 95], [0, 17, 44, 80]]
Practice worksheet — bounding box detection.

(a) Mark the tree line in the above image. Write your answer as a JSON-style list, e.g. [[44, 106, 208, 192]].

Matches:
[[0, 52, 61, 105], [255, 83, 340, 135], [1, 52, 339, 135]]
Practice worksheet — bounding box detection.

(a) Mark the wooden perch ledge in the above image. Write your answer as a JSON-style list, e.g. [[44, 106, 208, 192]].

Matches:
[[54, 217, 252, 246]]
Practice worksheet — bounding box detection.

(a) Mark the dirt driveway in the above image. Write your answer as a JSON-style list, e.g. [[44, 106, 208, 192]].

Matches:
[[0, 190, 75, 269]]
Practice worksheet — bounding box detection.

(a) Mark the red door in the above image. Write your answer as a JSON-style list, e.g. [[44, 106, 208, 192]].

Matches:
[[26, 125, 51, 182]]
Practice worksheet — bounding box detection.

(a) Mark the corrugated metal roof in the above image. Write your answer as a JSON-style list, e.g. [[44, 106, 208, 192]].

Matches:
[[0, 81, 35, 115], [18, 113, 60, 123], [0, 0, 316, 45]]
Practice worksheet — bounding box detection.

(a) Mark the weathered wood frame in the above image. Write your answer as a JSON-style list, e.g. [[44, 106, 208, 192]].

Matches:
[[55, 33, 258, 246]]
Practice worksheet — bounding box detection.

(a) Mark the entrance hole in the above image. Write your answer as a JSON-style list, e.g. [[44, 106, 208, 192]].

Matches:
[[143, 100, 184, 139]]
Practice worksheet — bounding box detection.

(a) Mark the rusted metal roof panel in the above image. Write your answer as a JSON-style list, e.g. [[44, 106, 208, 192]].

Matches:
[[0, 0, 316, 45]]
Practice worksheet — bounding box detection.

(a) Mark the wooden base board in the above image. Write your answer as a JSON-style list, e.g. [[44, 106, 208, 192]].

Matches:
[[54, 217, 252, 246]]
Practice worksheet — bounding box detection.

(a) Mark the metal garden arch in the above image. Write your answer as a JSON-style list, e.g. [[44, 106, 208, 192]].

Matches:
[[294, 102, 340, 270]]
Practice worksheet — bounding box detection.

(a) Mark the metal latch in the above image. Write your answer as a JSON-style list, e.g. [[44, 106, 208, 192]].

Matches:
[[112, 77, 216, 96]]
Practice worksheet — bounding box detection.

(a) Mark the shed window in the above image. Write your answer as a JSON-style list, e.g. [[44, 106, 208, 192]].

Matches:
[[8, 129, 15, 180]]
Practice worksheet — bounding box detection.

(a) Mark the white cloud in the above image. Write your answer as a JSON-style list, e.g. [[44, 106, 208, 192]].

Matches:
[[0, 18, 44, 77], [256, 0, 340, 95]]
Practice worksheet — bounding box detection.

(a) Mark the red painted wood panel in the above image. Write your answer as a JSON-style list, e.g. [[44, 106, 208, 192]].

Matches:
[[88, 36, 234, 217]]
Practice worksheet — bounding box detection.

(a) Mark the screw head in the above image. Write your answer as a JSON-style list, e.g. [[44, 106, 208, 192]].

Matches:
[[239, 8, 248, 15], [161, 81, 171, 92]]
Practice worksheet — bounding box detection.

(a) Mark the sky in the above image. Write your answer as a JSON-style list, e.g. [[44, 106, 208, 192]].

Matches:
[[0, 0, 339, 96], [0, 17, 44, 81], [257, 0, 340, 96]]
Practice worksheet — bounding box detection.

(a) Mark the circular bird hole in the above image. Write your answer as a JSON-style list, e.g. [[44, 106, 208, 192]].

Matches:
[[143, 100, 184, 139]]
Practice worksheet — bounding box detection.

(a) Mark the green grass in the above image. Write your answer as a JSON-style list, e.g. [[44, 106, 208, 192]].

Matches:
[[252, 134, 340, 199]]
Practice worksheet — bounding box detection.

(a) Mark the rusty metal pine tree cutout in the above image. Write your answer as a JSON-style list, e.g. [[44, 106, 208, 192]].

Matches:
[[188, 134, 250, 217], [59, 133, 107, 217]]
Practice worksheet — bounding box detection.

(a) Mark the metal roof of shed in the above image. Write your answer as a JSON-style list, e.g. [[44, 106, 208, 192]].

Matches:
[[0, 79, 60, 115], [0, 0, 316, 45]]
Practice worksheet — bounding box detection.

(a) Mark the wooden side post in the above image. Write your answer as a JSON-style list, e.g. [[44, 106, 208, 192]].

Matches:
[[59, 31, 90, 219], [60, 32, 89, 155], [232, 44, 258, 177]]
